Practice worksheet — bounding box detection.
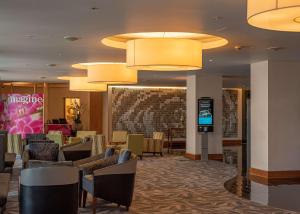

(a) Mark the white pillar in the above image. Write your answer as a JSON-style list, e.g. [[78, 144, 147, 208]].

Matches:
[[186, 72, 223, 160], [251, 60, 300, 181]]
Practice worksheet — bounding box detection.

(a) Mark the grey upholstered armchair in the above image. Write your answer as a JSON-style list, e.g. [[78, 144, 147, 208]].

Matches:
[[22, 143, 69, 168], [20, 167, 79, 214], [82, 150, 137, 213], [73, 147, 116, 207]]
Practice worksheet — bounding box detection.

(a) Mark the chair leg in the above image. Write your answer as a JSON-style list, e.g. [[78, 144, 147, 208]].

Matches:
[[79, 189, 82, 207], [160, 152, 163, 157], [139, 155, 143, 160], [92, 197, 97, 214], [82, 190, 87, 208], [126, 206, 129, 211]]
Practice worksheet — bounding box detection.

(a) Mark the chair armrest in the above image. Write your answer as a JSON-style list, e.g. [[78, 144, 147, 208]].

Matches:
[[93, 159, 137, 177], [60, 141, 82, 150], [79, 155, 118, 176], [73, 153, 105, 167], [27, 160, 73, 168]]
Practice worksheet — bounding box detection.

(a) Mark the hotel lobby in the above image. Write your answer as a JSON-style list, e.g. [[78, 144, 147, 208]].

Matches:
[[0, 0, 300, 213]]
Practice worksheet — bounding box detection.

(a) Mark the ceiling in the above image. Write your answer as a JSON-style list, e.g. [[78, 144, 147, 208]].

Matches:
[[0, 0, 300, 86]]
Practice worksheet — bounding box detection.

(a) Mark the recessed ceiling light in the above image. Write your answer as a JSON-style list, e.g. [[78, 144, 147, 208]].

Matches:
[[234, 45, 251, 51], [209, 59, 214, 62], [47, 63, 57, 67], [266, 46, 285, 51], [40, 76, 47, 79], [64, 36, 80, 41], [91, 7, 99, 10]]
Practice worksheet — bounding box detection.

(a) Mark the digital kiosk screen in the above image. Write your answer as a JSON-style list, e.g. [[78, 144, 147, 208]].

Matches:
[[198, 98, 214, 132]]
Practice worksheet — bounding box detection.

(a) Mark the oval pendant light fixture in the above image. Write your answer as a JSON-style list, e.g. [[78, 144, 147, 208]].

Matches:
[[58, 76, 107, 92], [102, 32, 228, 71], [248, 0, 300, 32], [72, 62, 137, 84]]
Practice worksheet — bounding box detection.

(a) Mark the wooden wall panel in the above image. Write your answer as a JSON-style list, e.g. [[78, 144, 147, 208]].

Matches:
[[89, 92, 103, 134]]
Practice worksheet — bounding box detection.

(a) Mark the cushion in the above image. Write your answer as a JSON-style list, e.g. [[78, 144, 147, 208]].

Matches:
[[104, 147, 115, 158], [79, 155, 118, 176], [28, 143, 59, 161], [118, 150, 131, 164]]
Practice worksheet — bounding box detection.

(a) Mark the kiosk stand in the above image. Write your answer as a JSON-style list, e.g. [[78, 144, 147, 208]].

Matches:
[[198, 97, 214, 161]]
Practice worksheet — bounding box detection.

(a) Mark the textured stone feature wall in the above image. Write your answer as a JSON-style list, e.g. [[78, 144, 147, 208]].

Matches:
[[223, 89, 238, 138], [112, 88, 239, 139], [112, 88, 186, 138]]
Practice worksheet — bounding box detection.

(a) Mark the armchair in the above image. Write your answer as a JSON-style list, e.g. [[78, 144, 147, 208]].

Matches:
[[20, 167, 79, 214], [73, 147, 116, 207], [143, 132, 164, 156], [111, 131, 127, 144], [0, 132, 16, 173], [82, 150, 136, 213], [25, 133, 46, 145], [46, 133, 64, 147], [119, 134, 144, 159], [68, 131, 97, 145], [22, 143, 68, 168], [61, 139, 92, 161]]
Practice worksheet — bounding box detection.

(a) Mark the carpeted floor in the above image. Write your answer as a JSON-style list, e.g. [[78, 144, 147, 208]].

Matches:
[[5, 155, 297, 214]]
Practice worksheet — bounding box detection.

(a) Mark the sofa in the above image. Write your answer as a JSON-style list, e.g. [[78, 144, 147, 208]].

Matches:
[[0, 132, 16, 173]]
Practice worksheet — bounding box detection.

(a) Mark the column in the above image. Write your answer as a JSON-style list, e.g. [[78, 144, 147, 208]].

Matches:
[[186, 72, 223, 160], [250, 60, 300, 182]]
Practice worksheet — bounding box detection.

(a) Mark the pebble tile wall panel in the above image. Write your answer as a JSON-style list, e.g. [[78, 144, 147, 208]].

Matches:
[[112, 88, 186, 138], [112, 88, 239, 138], [223, 89, 239, 138]]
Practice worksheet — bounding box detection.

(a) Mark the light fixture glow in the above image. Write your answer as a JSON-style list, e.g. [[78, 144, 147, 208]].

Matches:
[[102, 32, 228, 71], [69, 77, 107, 92], [247, 0, 300, 32], [72, 62, 137, 84]]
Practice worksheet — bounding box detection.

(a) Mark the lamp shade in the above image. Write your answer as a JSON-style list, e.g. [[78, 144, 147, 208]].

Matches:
[[248, 0, 300, 32], [69, 77, 107, 92], [72, 63, 137, 84], [102, 32, 228, 71], [126, 38, 203, 71]]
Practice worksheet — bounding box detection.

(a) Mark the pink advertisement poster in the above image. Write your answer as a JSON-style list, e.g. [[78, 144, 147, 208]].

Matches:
[[0, 94, 44, 138]]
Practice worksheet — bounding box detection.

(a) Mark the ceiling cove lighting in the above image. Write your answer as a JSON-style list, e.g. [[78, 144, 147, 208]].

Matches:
[[72, 62, 138, 84], [69, 77, 107, 92], [248, 0, 300, 32], [102, 32, 228, 71]]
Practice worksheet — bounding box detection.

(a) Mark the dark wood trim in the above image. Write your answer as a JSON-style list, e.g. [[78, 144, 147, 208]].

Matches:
[[249, 168, 300, 184], [185, 153, 201, 160], [223, 140, 242, 147], [208, 154, 223, 161], [185, 153, 223, 161]]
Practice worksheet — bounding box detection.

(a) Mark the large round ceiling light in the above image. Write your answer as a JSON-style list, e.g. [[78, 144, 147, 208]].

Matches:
[[102, 32, 228, 71], [248, 0, 300, 32], [69, 77, 107, 92], [72, 62, 137, 84]]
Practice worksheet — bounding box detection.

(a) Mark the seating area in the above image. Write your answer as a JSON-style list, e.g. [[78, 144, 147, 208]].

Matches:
[[2, 1, 300, 213]]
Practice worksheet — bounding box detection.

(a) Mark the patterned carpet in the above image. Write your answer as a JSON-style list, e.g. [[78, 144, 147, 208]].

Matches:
[[5, 155, 297, 214]]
